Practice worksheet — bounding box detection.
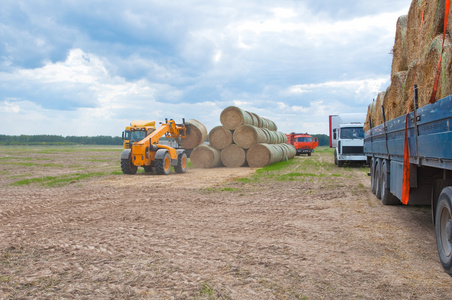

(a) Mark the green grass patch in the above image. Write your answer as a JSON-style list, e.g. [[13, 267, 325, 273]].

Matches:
[[2, 161, 65, 168], [11, 172, 109, 187]]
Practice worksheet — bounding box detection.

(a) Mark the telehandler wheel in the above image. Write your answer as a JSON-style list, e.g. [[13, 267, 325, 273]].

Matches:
[[174, 152, 187, 174], [156, 152, 171, 175], [121, 157, 137, 174], [435, 187, 452, 276]]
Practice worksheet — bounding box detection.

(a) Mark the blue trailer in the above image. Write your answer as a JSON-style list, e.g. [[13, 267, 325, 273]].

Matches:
[[364, 92, 452, 275]]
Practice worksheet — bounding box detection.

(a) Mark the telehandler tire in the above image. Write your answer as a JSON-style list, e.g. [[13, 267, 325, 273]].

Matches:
[[121, 158, 137, 174], [174, 152, 187, 173], [156, 152, 171, 175]]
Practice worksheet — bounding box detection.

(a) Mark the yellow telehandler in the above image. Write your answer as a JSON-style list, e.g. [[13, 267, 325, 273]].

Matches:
[[120, 119, 188, 175]]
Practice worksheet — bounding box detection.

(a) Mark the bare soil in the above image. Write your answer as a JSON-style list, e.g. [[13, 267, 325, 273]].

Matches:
[[0, 146, 451, 299]]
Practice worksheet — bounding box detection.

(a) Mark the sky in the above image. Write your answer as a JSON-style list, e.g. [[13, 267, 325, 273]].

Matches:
[[0, 0, 411, 137]]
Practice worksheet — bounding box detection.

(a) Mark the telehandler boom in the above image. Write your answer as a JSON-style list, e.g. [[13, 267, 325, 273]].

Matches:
[[120, 119, 188, 175]]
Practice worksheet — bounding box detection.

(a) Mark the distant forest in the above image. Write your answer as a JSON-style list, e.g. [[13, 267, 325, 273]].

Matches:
[[312, 134, 329, 146], [0, 135, 123, 145], [0, 133, 331, 146]]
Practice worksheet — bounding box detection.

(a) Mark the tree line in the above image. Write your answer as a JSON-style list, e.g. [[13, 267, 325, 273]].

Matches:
[[0, 135, 123, 145], [0, 133, 331, 146], [311, 134, 330, 147]]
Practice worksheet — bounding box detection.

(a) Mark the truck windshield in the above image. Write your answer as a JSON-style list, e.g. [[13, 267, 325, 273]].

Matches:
[[340, 127, 364, 139], [297, 137, 312, 142], [130, 130, 146, 141]]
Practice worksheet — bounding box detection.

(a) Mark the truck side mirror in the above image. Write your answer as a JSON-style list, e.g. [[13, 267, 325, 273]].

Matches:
[[122, 131, 125, 140], [333, 129, 336, 140]]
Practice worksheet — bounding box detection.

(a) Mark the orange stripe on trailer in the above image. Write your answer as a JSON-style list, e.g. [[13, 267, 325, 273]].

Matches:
[[402, 111, 410, 205]]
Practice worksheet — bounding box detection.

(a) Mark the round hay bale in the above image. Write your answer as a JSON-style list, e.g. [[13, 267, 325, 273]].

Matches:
[[180, 119, 207, 149], [251, 112, 263, 127], [208, 126, 233, 150], [364, 101, 375, 132], [416, 35, 444, 107], [233, 125, 267, 149], [220, 106, 254, 130], [247, 143, 296, 168], [403, 60, 420, 113], [385, 71, 408, 120], [261, 117, 278, 131], [391, 15, 408, 77], [439, 37, 452, 99], [221, 144, 247, 167], [190, 145, 222, 168], [371, 91, 385, 128]]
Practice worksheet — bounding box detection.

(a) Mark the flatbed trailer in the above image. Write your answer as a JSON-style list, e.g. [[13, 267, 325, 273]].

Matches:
[[364, 93, 452, 275]]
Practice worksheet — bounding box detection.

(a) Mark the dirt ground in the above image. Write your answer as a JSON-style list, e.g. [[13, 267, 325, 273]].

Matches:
[[1, 146, 451, 299]]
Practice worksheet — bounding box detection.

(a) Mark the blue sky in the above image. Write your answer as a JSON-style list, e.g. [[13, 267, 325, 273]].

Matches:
[[0, 0, 411, 136]]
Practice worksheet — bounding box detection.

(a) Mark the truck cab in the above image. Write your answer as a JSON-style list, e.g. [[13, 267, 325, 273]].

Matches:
[[286, 133, 318, 156], [333, 122, 366, 167]]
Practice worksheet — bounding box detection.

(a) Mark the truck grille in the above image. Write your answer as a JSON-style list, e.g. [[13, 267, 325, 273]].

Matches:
[[342, 146, 363, 154]]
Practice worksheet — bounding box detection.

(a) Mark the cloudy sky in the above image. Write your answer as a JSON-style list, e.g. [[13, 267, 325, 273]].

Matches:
[[0, 0, 411, 136]]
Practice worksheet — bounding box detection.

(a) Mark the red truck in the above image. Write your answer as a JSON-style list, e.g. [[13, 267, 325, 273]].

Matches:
[[286, 133, 318, 156]]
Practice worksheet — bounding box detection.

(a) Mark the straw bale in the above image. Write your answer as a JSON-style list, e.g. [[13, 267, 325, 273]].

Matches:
[[221, 144, 247, 168], [247, 143, 296, 168], [391, 15, 409, 77], [208, 126, 233, 150], [180, 119, 207, 149], [439, 38, 452, 99], [220, 106, 254, 130], [384, 71, 408, 120], [190, 145, 222, 168], [233, 125, 267, 149], [371, 91, 385, 128], [363, 101, 375, 132]]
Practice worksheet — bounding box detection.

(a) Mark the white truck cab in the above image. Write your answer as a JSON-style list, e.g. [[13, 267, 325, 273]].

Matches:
[[329, 115, 366, 167]]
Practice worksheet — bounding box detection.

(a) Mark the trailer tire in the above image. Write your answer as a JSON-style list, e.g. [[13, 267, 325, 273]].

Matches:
[[308, 152, 311, 156], [436, 187, 452, 276], [174, 152, 187, 173], [156, 152, 171, 175], [381, 163, 399, 205], [370, 159, 377, 195], [375, 165, 382, 199]]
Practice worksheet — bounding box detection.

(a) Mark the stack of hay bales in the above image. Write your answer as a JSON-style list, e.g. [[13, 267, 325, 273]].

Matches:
[[364, 0, 452, 131], [190, 106, 296, 168]]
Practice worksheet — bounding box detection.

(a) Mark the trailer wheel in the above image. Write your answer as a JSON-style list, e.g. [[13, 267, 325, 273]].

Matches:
[[121, 156, 137, 174], [156, 152, 171, 175], [375, 165, 382, 199], [308, 152, 311, 156], [380, 163, 399, 205], [370, 159, 377, 195], [174, 152, 187, 173], [436, 187, 452, 276]]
